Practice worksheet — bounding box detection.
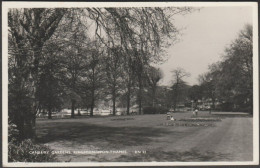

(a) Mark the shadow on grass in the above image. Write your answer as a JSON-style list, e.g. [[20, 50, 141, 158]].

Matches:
[[191, 111, 252, 118], [36, 122, 171, 148], [212, 114, 252, 118], [113, 148, 231, 162]]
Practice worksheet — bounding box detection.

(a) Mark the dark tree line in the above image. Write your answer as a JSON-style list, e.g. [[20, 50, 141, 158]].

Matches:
[[168, 24, 253, 113], [199, 24, 253, 112]]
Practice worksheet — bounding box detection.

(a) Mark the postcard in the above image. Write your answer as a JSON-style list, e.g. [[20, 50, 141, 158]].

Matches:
[[2, 1, 259, 167]]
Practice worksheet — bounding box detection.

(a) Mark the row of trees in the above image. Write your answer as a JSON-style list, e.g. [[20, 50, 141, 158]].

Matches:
[[168, 24, 253, 113], [8, 8, 192, 140], [199, 24, 253, 112]]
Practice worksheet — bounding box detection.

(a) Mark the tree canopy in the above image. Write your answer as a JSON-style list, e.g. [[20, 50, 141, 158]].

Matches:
[[8, 7, 192, 139]]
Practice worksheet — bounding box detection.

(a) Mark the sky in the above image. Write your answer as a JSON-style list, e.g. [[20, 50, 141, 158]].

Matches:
[[158, 6, 253, 86]]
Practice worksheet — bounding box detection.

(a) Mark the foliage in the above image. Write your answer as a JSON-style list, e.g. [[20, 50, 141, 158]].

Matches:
[[87, 7, 192, 63], [37, 42, 65, 118], [188, 85, 203, 102], [8, 139, 57, 162], [8, 121, 20, 143], [199, 24, 253, 112], [8, 122, 57, 162], [81, 41, 106, 116], [104, 46, 124, 115], [8, 7, 193, 140], [86, 7, 192, 114], [145, 67, 163, 107], [171, 67, 190, 110], [8, 8, 67, 138]]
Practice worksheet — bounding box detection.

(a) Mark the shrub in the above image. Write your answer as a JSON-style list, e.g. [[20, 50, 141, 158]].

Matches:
[[218, 102, 234, 111], [143, 106, 168, 114], [8, 139, 57, 162], [8, 122, 57, 162], [8, 122, 19, 143], [236, 105, 252, 113]]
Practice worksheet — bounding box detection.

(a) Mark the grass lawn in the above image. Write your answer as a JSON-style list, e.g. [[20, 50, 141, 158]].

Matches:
[[36, 111, 253, 162]]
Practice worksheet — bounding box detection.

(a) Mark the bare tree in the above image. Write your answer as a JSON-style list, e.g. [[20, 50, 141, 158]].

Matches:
[[82, 41, 105, 117], [171, 67, 190, 111], [123, 54, 136, 115], [56, 15, 90, 118], [104, 46, 124, 115], [146, 67, 163, 107], [86, 7, 192, 114]]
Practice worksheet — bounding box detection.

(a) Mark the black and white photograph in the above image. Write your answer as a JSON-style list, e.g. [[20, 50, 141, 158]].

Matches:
[[2, 1, 259, 167]]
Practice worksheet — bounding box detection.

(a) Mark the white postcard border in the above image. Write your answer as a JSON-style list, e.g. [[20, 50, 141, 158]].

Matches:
[[2, 1, 259, 167]]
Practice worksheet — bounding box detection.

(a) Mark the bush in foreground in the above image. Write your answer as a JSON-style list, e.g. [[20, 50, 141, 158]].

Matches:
[[8, 122, 57, 162]]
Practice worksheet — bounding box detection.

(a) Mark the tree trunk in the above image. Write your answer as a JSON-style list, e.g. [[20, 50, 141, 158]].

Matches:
[[126, 78, 132, 115], [112, 93, 116, 116], [78, 109, 81, 116], [90, 105, 94, 116], [90, 69, 95, 117], [9, 9, 66, 140], [24, 44, 42, 140], [152, 88, 156, 107], [173, 101, 177, 111], [71, 99, 75, 118], [90, 95, 94, 117], [113, 100, 116, 116], [24, 70, 38, 140], [212, 98, 215, 110], [173, 84, 178, 111], [48, 106, 52, 119], [32, 114, 36, 139], [126, 91, 130, 115], [138, 95, 142, 115], [138, 80, 143, 115], [15, 114, 25, 141], [24, 107, 37, 140]]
